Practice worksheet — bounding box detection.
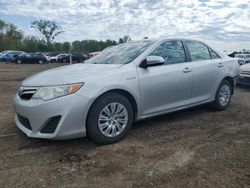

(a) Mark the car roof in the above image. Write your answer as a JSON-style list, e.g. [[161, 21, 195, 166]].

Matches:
[[131, 37, 226, 58]]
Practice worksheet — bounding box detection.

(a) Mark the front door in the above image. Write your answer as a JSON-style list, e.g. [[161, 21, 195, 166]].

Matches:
[[137, 40, 193, 116]]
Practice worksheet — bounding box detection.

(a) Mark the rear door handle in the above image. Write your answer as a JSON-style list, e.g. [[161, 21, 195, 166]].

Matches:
[[183, 67, 192, 73], [218, 63, 224, 68]]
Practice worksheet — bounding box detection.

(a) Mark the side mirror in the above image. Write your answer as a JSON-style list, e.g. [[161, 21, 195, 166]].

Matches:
[[140, 56, 165, 68]]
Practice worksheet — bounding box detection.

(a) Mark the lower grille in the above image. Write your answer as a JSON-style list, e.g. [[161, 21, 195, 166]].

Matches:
[[17, 114, 32, 130], [40, 116, 61, 134]]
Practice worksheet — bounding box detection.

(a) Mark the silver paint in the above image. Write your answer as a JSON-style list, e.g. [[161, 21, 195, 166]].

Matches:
[[13, 38, 240, 140]]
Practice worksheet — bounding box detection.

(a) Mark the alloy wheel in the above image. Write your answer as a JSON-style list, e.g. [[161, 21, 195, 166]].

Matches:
[[98, 102, 128, 138], [219, 84, 231, 107]]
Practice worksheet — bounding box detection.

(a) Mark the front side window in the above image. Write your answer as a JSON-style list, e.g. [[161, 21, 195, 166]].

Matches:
[[186, 41, 211, 61], [149, 40, 186, 64]]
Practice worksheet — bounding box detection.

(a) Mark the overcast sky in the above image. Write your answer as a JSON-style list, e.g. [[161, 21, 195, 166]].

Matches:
[[0, 0, 249, 52]]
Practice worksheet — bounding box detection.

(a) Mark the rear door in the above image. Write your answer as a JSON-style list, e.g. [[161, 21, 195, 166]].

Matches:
[[184, 40, 224, 102]]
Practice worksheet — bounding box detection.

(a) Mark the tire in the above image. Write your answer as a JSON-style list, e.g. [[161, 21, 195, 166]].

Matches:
[[38, 60, 43, 64], [87, 92, 134, 145], [17, 60, 22, 64], [63, 59, 67, 63], [211, 80, 232, 111]]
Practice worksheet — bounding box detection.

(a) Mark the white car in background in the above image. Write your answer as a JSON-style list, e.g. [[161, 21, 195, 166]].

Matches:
[[43, 52, 60, 62], [50, 53, 69, 62], [235, 54, 245, 65], [243, 54, 250, 64], [235, 54, 250, 65], [237, 63, 250, 86]]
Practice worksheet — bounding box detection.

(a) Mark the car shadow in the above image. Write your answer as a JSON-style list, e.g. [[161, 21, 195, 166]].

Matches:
[[236, 85, 250, 91], [132, 104, 213, 130], [15, 132, 97, 152]]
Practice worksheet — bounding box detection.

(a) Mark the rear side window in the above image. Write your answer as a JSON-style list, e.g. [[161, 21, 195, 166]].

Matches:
[[186, 41, 211, 61], [150, 40, 186, 65], [209, 49, 220, 59]]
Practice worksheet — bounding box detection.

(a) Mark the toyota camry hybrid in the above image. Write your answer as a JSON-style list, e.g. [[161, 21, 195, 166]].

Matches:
[[14, 38, 240, 144]]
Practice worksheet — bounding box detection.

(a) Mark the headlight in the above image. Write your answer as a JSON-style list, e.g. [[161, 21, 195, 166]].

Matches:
[[32, 83, 83, 101]]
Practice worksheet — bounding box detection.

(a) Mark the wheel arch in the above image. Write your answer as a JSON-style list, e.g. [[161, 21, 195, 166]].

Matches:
[[86, 89, 139, 123], [223, 76, 234, 94]]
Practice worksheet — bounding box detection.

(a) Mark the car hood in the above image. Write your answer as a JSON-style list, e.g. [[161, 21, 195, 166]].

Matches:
[[240, 63, 250, 72], [22, 63, 123, 86]]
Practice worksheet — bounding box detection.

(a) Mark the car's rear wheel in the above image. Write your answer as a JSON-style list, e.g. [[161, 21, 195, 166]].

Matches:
[[211, 80, 232, 111], [87, 92, 134, 145], [17, 60, 22, 64]]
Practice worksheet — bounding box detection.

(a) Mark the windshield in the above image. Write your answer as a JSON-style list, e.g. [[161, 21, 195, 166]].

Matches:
[[85, 41, 153, 64]]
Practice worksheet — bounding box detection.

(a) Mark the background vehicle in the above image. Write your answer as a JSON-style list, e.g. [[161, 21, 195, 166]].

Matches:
[[14, 38, 239, 144], [0, 51, 25, 61], [89, 51, 101, 57], [234, 54, 245, 65], [43, 52, 60, 62], [50, 53, 69, 62], [15, 53, 47, 64], [57, 53, 88, 63], [237, 63, 250, 86], [0, 50, 12, 56], [244, 54, 250, 64], [235, 54, 250, 65], [237, 59, 245, 66]]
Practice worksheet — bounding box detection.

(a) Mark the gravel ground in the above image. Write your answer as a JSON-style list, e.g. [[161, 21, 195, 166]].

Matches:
[[0, 62, 249, 188]]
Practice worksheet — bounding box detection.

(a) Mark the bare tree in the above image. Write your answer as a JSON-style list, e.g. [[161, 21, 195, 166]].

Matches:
[[31, 19, 64, 46]]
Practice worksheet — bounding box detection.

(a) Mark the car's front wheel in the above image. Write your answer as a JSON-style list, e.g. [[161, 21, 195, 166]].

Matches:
[[211, 80, 232, 111], [87, 92, 134, 145]]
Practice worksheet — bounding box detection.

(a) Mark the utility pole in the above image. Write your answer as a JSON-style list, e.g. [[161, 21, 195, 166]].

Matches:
[[69, 45, 72, 64]]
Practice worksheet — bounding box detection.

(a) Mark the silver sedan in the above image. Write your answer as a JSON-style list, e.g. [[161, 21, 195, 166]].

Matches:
[[14, 38, 240, 144]]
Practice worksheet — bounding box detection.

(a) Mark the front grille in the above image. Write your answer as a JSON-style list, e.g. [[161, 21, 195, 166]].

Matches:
[[40, 116, 61, 134], [17, 114, 32, 130], [18, 87, 37, 100], [241, 71, 250, 75]]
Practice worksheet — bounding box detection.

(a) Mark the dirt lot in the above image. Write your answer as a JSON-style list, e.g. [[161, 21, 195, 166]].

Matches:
[[0, 62, 249, 188]]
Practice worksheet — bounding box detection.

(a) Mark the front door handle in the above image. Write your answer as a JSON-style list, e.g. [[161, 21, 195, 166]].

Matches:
[[218, 63, 224, 68], [183, 67, 192, 73]]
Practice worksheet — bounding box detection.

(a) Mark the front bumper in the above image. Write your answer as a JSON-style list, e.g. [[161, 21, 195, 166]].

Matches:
[[236, 75, 250, 86], [14, 93, 92, 140]]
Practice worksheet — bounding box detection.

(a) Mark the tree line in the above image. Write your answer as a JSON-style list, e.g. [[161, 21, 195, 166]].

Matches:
[[0, 19, 132, 53]]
